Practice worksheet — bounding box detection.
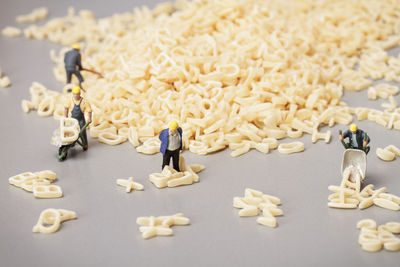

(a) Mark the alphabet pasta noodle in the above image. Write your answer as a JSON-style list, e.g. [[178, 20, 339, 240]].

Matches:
[[19, 0, 400, 156]]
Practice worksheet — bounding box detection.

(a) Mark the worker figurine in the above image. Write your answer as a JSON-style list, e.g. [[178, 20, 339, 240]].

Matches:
[[159, 121, 183, 172], [339, 123, 370, 154], [64, 86, 92, 150], [64, 44, 84, 88]]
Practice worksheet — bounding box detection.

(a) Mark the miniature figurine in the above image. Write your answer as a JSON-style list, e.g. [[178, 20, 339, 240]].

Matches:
[[64, 44, 84, 88], [159, 121, 183, 171], [64, 86, 92, 150], [339, 124, 370, 154]]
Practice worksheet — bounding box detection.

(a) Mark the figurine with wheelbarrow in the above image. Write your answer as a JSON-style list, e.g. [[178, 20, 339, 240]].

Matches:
[[338, 124, 370, 186], [51, 85, 92, 161]]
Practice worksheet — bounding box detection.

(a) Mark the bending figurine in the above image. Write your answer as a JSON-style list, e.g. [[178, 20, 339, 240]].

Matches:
[[64, 44, 84, 88], [339, 124, 370, 154]]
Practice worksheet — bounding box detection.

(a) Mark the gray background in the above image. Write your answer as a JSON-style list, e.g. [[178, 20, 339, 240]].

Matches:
[[0, 0, 399, 266]]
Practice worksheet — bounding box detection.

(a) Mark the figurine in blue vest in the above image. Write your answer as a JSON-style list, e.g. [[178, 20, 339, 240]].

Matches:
[[159, 121, 183, 172]]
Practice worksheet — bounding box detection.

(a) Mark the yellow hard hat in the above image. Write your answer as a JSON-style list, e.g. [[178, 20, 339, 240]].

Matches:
[[72, 44, 80, 50], [350, 123, 357, 132], [72, 86, 81, 94], [169, 121, 178, 130]]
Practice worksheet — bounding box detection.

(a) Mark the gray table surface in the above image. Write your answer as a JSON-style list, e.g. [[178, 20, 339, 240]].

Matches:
[[1, 1, 399, 266]]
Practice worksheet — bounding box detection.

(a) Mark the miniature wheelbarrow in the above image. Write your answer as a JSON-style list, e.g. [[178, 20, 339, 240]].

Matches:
[[51, 118, 90, 161]]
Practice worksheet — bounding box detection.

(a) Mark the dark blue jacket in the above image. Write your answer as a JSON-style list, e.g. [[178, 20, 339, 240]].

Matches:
[[343, 129, 370, 150], [159, 127, 182, 155], [64, 49, 82, 71]]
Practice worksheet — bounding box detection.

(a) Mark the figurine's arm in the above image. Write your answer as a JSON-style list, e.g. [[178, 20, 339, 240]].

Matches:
[[64, 98, 70, 117], [338, 130, 350, 149], [77, 53, 83, 70], [342, 130, 351, 140], [87, 111, 92, 123], [339, 131, 344, 141], [339, 130, 348, 141], [178, 127, 183, 151], [159, 129, 167, 141], [84, 100, 92, 123], [362, 131, 370, 147]]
